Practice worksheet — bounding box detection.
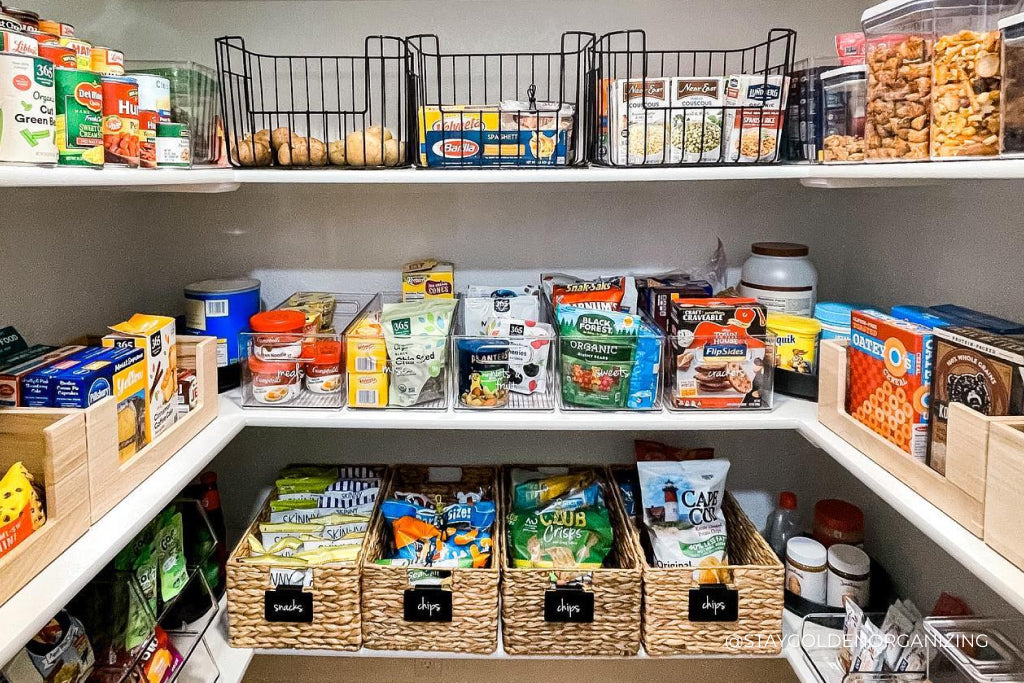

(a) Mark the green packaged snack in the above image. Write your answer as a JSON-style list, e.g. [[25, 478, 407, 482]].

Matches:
[[278, 465, 338, 480], [269, 498, 319, 512], [511, 470, 600, 511], [155, 509, 188, 604], [275, 476, 337, 495], [508, 507, 613, 569]]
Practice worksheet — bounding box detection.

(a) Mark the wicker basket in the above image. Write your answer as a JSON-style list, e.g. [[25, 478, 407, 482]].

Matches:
[[360, 465, 500, 654], [226, 471, 385, 651], [500, 466, 642, 656], [641, 492, 784, 656]]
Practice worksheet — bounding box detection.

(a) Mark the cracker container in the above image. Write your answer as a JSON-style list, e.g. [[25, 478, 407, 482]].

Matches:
[[821, 65, 868, 163], [1000, 11, 1024, 155]]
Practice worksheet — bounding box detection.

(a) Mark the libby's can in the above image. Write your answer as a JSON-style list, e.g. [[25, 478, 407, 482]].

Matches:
[[133, 73, 170, 168], [90, 46, 124, 76], [37, 19, 74, 39], [0, 27, 36, 56], [58, 36, 90, 70], [0, 54, 57, 165], [101, 75, 139, 167], [39, 43, 76, 68], [55, 67, 104, 167]]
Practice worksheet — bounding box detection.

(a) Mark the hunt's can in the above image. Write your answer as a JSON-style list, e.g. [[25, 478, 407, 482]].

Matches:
[[156, 122, 190, 168], [101, 75, 139, 167], [37, 19, 74, 39], [0, 27, 36, 56], [55, 67, 104, 167], [0, 53, 57, 165], [39, 43, 76, 68], [58, 37, 90, 70], [133, 73, 170, 168], [90, 46, 124, 76]]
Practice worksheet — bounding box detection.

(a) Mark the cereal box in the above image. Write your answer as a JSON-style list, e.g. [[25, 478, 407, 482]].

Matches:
[[610, 77, 673, 165], [722, 74, 789, 163], [668, 298, 772, 410], [847, 310, 934, 462], [104, 314, 178, 445]]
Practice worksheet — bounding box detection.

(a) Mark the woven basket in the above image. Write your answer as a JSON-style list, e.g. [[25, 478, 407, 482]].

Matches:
[[360, 465, 500, 654], [226, 476, 384, 651], [640, 492, 784, 656], [500, 466, 642, 656]]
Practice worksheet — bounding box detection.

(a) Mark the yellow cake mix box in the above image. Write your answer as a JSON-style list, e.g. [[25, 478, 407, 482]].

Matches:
[[401, 259, 454, 301], [348, 372, 388, 407], [104, 314, 178, 445], [346, 318, 388, 374]]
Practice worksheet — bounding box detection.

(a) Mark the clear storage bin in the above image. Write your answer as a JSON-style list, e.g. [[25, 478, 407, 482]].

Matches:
[[800, 613, 927, 683], [1000, 12, 1024, 155], [451, 294, 556, 411], [783, 57, 841, 163], [924, 617, 1024, 681], [822, 66, 868, 163], [344, 292, 455, 410]]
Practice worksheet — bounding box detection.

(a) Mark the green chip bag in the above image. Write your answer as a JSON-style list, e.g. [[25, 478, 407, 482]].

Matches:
[[508, 507, 613, 569], [155, 509, 188, 604]]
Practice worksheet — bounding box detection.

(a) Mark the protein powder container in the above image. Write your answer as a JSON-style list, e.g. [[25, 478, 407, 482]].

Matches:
[[739, 242, 818, 316], [184, 278, 261, 392]]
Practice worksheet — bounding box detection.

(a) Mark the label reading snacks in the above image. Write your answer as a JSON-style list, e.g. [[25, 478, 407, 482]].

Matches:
[[688, 584, 739, 622], [403, 587, 453, 622], [264, 586, 313, 623], [544, 588, 595, 623]]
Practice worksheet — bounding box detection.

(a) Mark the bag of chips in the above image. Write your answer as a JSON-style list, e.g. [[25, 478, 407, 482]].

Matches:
[[378, 490, 496, 568], [0, 462, 45, 559], [544, 274, 628, 311]]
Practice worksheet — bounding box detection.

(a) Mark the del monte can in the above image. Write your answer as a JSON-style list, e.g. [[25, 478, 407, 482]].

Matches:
[[0, 53, 57, 164], [55, 67, 103, 166]]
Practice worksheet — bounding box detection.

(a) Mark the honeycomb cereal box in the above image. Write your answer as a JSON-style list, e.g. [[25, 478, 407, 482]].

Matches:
[[846, 310, 934, 462]]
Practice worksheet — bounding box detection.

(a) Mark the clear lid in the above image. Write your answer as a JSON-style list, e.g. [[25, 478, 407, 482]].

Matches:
[[999, 9, 1024, 27], [924, 617, 1024, 682], [821, 64, 869, 82], [862, 0, 1022, 34]]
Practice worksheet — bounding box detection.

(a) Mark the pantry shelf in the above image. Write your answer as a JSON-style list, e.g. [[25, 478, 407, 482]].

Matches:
[[0, 166, 239, 193]]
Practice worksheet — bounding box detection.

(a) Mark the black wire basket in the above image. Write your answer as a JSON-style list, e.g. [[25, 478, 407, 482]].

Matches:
[[215, 35, 412, 169], [406, 32, 594, 168], [592, 29, 797, 167]]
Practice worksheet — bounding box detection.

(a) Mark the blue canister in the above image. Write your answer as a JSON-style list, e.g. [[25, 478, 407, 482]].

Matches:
[[184, 278, 261, 368], [814, 302, 859, 342]]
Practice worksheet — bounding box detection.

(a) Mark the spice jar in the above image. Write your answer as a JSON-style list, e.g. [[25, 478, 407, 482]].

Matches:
[[821, 65, 867, 163], [1001, 12, 1024, 156], [813, 499, 865, 548], [785, 536, 828, 604], [250, 310, 305, 361], [305, 340, 342, 394], [826, 544, 871, 608], [739, 242, 818, 316], [248, 356, 301, 404]]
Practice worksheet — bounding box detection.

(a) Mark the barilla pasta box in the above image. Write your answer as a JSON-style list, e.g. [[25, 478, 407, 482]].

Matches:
[[668, 298, 771, 410], [847, 310, 934, 462], [418, 105, 570, 167], [0, 346, 85, 407], [722, 74, 789, 163], [21, 346, 116, 407], [401, 259, 454, 301], [103, 314, 178, 445]]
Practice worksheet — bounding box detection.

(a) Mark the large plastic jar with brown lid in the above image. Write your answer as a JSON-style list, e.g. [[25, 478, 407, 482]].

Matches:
[[739, 242, 818, 317]]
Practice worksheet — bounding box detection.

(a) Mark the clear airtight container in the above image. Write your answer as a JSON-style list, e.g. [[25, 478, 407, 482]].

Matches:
[[1000, 12, 1024, 155], [821, 66, 868, 163]]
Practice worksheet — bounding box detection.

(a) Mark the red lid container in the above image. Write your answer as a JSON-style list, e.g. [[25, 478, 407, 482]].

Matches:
[[812, 499, 864, 548], [250, 310, 305, 333]]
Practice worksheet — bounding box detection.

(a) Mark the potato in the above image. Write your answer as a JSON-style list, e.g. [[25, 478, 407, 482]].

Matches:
[[271, 126, 301, 150], [365, 125, 393, 142], [346, 130, 384, 167], [328, 139, 346, 166], [277, 137, 327, 166], [383, 138, 403, 167], [233, 138, 272, 167], [253, 129, 271, 147]]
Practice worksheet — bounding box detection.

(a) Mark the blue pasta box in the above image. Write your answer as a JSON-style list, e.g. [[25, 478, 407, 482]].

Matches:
[[21, 347, 120, 407], [418, 105, 572, 167], [51, 346, 145, 409]]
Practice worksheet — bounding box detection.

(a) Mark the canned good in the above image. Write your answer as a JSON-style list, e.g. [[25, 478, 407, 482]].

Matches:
[[55, 68, 103, 167], [100, 75, 139, 167], [156, 122, 190, 168], [23, 27, 58, 46], [183, 278, 261, 366], [39, 43, 75, 68], [90, 46, 123, 76], [0, 27, 36, 56], [37, 19, 73, 38], [133, 73, 170, 168], [3, 8, 38, 29], [0, 54, 57, 165], [0, 13, 24, 31], [57, 37, 90, 70]]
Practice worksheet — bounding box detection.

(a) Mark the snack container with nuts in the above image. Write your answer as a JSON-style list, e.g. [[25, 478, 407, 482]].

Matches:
[[821, 65, 868, 163], [1001, 11, 1024, 155]]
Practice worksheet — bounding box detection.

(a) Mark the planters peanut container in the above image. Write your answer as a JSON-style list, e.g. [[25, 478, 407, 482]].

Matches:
[[0, 53, 57, 165], [184, 278, 261, 390]]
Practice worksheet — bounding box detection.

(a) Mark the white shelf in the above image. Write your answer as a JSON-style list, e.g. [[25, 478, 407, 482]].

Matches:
[[204, 596, 254, 683], [5, 160, 1024, 192]]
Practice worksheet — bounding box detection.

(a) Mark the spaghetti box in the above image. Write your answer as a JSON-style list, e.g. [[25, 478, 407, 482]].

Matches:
[[0, 346, 86, 407], [51, 346, 146, 409], [21, 347, 118, 407], [891, 305, 956, 329], [929, 305, 1024, 335], [928, 326, 1024, 475], [847, 310, 934, 461]]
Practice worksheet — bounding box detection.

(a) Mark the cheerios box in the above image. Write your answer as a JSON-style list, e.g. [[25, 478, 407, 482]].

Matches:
[[847, 310, 934, 462]]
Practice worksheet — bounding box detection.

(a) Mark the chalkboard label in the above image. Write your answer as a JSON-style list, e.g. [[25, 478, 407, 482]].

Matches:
[[688, 584, 739, 622], [264, 586, 313, 623], [403, 588, 453, 622], [544, 589, 595, 623]]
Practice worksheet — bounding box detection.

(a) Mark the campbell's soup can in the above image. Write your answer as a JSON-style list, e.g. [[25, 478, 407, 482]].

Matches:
[[55, 68, 103, 167], [90, 46, 124, 76], [39, 43, 75, 68], [0, 54, 57, 164], [101, 75, 139, 167], [134, 73, 170, 168], [37, 19, 74, 39], [58, 37, 90, 70], [0, 27, 36, 56]]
